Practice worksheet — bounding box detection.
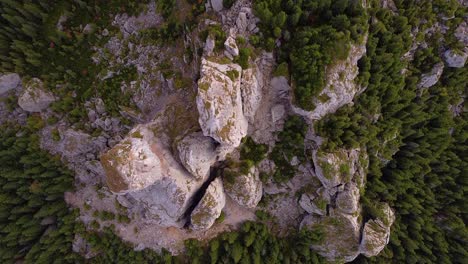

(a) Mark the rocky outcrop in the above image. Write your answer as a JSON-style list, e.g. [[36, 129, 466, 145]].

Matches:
[[18, 78, 55, 112], [360, 203, 395, 257], [300, 146, 395, 261], [101, 124, 208, 227], [293, 38, 367, 120], [300, 211, 361, 262], [0, 73, 20, 95], [177, 132, 217, 180], [190, 178, 226, 230], [335, 183, 360, 215], [313, 148, 367, 189], [224, 166, 262, 208], [241, 68, 262, 123], [196, 58, 247, 148], [444, 49, 467, 68], [418, 62, 444, 88]]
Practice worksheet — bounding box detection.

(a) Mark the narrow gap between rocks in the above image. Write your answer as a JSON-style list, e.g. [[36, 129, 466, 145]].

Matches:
[[182, 161, 226, 228]]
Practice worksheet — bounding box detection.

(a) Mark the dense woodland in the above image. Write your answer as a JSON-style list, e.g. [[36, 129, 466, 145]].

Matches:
[[0, 0, 466, 263]]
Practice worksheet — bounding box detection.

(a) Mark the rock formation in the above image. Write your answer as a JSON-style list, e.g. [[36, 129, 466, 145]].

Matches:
[[190, 178, 226, 230], [177, 132, 218, 180], [101, 124, 208, 227], [224, 166, 262, 208], [360, 203, 395, 257], [18, 78, 55, 112], [196, 58, 247, 148], [293, 37, 367, 120], [300, 146, 394, 262]]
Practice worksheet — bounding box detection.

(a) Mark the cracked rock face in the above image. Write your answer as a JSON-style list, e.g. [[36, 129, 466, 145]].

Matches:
[[224, 166, 262, 208], [0, 73, 21, 95], [101, 124, 207, 227], [177, 132, 218, 180], [191, 178, 226, 230], [18, 78, 55, 112], [196, 58, 248, 147]]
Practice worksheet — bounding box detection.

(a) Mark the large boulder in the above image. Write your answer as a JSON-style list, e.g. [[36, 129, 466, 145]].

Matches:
[[444, 49, 467, 68], [100, 124, 208, 227], [190, 178, 226, 230], [335, 182, 360, 215], [360, 203, 395, 257], [18, 78, 55, 112], [299, 188, 330, 216], [224, 166, 262, 208], [300, 212, 361, 262], [313, 148, 368, 189], [0, 73, 20, 95], [292, 38, 367, 120], [196, 58, 248, 147], [177, 132, 217, 180], [418, 62, 444, 88], [241, 68, 262, 123]]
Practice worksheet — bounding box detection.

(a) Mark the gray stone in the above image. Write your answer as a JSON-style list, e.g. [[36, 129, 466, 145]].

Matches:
[[190, 178, 226, 230], [360, 203, 395, 257], [177, 132, 217, 180], [271, 104, 285, 123], [18, 78, 55, 112], [210, 0, 223, 12], [224, 36, 239, 57], [0, 73, 21, 95], [300, 213, 361, 262], [204, 35, 216, 56], [101, 123, 209, 227], [444, 49, 467, 68], [196, 58, 247, 147], [418, 62, 444, 88], [88, 109, 97, 122], [224, 166, 262, 208], [236, 12, 248, 34], [241, 68, 262, 123]]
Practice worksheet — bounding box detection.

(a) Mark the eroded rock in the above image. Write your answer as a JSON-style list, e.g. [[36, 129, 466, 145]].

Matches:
[[300, 212, 361, 262], [360, 203, 395, 257], [313, 148, 368, 189], [224, 166, 262, 208], [18, 78, 55, 112], [293, 37, 367, 120], [196, 58, 247, 147], [177, 132, 217, 180], [224, 36, 239, 57], [190, 178, 226, 230], [241, 68, 262, 123], [100, 124, 208, 227]]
